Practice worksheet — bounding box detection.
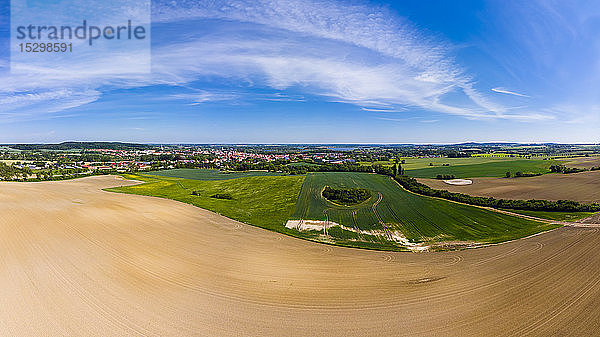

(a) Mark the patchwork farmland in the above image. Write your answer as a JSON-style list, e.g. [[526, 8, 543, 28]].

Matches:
[[148, 168, 286, 180], [420, 170, 600, 204], [3, 175, 600, 336], [404, 159, 556, 178], [290, 172, 555, 246], [109, 170, 558, 250], [107, 173, 304, 233]]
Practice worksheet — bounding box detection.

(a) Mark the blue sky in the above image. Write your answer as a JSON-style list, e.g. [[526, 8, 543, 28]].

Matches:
[[0, 0, 599, 143]]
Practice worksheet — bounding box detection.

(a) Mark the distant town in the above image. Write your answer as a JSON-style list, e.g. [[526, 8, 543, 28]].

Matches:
[[0, 142, 598, 181]]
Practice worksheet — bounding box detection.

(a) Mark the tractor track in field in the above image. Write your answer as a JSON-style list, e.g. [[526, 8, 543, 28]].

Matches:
[[323, 209, 330, 236], [289, 172, 563, 251], [3, 175, 600, 336], [371, 192, 394, 241]]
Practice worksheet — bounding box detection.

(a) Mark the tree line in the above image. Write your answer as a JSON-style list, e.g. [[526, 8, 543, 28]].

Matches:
[[232, 161, 375, 175], [505, 171, 542, 178], [549, 165, 587, 174], [0, 162, 115, 181], [0, 162, 26, 180]]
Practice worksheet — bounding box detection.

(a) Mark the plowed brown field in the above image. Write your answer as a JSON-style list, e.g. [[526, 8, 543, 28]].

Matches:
[[420, 170, 600, 204], [2, 176, 600, 336], [564, 156, 600, 169]]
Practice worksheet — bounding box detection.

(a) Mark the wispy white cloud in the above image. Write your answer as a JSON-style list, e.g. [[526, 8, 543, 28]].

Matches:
[[375, 117, 411, 122], [540, 104, 600, 124], [0, 89, 100, 123], [362, 107, 408, 112], [491, 87, 530, 97], [170, 91, 240, 105], [0, 0, 550, 122], [150, 35, 535, 119], [153, 0, 455, 75], [148, 0, 548, 120], [261, 93, 306, 102]]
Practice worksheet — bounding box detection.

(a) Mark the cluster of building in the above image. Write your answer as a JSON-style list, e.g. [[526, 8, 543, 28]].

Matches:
[[3, 146, 362, 180], [86, 146, 354, 167]]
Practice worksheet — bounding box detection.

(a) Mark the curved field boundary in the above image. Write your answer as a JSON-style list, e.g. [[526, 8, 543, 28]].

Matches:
[[290, 172, 558, 247], [404, 159, 556, 178], [390, 177, 599, 227], [3, 175, 600, 336]]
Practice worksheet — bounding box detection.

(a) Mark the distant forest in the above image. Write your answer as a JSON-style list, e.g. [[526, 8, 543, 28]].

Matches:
[[6, 142, 155, 151]]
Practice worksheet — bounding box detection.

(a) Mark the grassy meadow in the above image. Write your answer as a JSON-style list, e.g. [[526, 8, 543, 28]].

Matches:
[[503, 209, 597, 222], [404, 159, 557, 178], [107, 173, 304, 232], [108, 169, 560, 251], [361, 156, 560, 178], [400, 157, 524, 170], [147, 168, 286, 180]]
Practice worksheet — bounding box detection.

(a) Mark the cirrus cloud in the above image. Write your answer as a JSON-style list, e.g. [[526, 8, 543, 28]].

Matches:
[[491, 87, 530, 97], [0, 0, 549, 122]]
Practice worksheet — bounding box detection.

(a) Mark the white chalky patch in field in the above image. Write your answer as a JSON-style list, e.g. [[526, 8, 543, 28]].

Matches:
[[443, 179, 473, 185]]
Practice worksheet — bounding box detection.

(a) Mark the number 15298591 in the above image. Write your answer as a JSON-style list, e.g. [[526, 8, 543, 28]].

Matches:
[[19, 42, 73, 52]]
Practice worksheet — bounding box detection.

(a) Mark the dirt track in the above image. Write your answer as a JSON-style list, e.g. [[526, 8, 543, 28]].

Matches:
[[420, 170, 600, 204], [2, 176, 600, 336]]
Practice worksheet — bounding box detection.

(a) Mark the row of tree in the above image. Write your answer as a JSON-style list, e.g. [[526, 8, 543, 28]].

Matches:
[[0, 162, 117, 181], [231, 161, 376, 175], [505, 171, 543, 178], [0, 162, 26, 180], [549, 165, 587, 174], [228, 159, 414, 177]]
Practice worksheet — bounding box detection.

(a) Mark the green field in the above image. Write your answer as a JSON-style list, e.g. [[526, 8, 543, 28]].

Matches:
[[109, 173, 403, 251], [108, 171, 560, 251], [361, 157, 536, 170], [107, 174, 304, 231], [292, 172, 557, 244], [287, 162, 321, 167], [147, 168, 286, 180], [400, 157, 521, 170], [404, 159, 556, 178], [504, 209, 597, 222], [360, 157, 560, 178], [0, 146, 22, 153]]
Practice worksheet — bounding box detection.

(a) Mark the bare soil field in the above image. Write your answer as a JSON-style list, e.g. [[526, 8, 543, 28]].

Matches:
[[2, 176, 600, 336], [420, 170, 600, 204], [564, 156, 600, 169]]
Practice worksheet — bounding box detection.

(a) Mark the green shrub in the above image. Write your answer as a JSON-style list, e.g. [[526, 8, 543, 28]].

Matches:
[[210, 193, 233, 200]]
